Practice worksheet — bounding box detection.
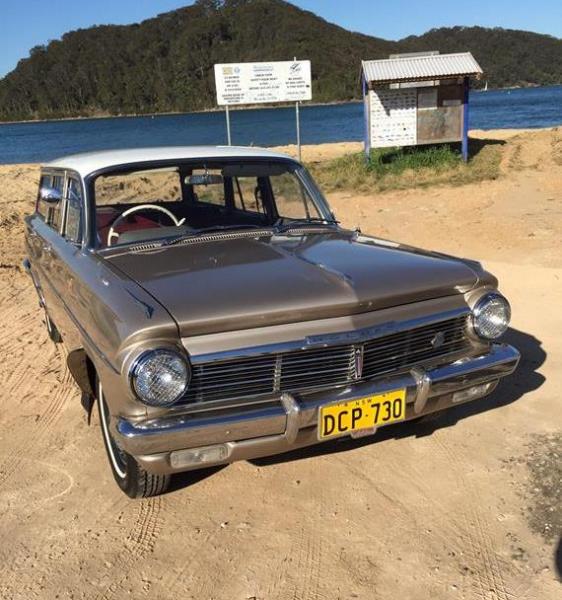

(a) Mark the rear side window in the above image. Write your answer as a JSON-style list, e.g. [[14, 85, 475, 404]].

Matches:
[[65, 178, 83, 243], [49, 175, 64, 231], [37, 172, 64, 231], [36, 175, 51, 220]]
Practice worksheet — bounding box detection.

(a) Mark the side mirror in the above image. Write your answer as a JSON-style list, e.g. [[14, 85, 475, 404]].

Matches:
[[39, 186, 62, 205]]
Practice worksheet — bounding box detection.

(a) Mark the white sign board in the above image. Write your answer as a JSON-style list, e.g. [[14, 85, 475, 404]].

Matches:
[[214, 60, 312, 106], [369, 88, 417, 148]]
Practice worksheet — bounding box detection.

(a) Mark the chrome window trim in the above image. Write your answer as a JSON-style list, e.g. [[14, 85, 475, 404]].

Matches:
[[38, 167, 87, 248], [189, 307, 472, 365], [38, 168, 66, 232], [62, 171, 87, 247], [60, 170, 70, 237]]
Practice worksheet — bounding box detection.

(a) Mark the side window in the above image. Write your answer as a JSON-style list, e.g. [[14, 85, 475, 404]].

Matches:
[[233, 176, 267, 216], [65, 178, 83, 243], [36, 174, 51, 220], [194, 185, 224, 206], [49, 174, 64, 231], [270, 173, 320, 220], [190, 170, 225, 207]]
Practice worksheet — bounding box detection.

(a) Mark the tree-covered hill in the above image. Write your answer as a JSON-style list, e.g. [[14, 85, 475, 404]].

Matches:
[[0, 0, 560, 121], [400, 26, 562, 89]]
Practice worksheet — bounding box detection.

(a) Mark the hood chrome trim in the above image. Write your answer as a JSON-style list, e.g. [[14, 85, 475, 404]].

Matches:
[[189, 307, 471, 365]]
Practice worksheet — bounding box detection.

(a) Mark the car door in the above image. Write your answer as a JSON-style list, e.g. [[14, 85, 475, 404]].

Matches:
[[53, 172, 93, 349], [26, 170, 67, 329], [25, 172, 52, 286]]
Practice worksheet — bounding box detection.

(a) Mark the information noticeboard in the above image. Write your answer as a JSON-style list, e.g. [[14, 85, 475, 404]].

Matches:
[[369, 88, 418, 148], [214, 60, 312, 106]]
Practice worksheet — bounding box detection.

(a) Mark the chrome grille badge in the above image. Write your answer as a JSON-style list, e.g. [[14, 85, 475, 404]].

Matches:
[[353, 346, 364, 380]]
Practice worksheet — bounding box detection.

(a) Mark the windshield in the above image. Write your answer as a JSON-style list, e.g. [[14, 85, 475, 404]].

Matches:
[[93, 160, 332, 248]]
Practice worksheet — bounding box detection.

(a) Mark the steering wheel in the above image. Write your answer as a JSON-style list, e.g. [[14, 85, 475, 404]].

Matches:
[[107, 204, 185, 246]]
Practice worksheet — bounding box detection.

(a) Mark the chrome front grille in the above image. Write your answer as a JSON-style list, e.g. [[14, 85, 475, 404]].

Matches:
[[279, 346, 356, 392], [362, 316, 469, 379], [183, 315, 470, 404], [187, 355, 277, 403]]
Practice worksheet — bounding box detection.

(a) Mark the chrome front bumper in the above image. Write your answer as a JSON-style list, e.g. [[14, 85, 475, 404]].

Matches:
[[115, 343, 520, 474]]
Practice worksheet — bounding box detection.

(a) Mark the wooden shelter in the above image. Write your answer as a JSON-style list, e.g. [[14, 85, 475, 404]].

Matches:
[[361, 52, 483, 161]]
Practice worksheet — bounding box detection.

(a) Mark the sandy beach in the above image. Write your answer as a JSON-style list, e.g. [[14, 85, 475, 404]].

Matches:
[[0, 128, 560, 598]]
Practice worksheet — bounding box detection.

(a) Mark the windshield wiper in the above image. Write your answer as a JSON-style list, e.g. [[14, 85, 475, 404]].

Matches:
[[274, 218, 340, 234], [162, 224, 271, 246]]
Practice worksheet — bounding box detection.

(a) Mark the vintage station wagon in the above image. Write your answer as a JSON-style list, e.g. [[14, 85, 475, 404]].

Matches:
[[24, 146, 519, 497]]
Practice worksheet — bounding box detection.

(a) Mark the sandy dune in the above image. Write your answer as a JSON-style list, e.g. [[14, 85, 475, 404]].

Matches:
[[0, 129, 560, 599]]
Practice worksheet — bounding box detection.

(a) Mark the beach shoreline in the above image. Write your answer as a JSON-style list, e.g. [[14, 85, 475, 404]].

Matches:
[[0, 126, 559, 167], [0, 98, 366, 126], [1, 83, 561, 126]]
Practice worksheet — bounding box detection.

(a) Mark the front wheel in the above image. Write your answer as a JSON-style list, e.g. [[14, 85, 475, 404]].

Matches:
[[97, 379, 170, 498]]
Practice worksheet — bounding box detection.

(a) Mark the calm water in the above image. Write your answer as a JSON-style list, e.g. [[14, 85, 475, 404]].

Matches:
[[0, 85, 561, 164]]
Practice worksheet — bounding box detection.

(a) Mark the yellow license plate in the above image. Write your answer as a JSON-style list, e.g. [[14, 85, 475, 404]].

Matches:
[[318, 389, 407, 440]]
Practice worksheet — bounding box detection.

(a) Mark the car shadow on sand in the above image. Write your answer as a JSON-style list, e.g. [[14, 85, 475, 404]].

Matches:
[[166, 464, 226, 494], [249, 326, 545, 468]]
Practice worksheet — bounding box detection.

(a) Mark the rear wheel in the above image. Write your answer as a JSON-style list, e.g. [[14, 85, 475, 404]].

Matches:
[[97, 379, 170, 498]]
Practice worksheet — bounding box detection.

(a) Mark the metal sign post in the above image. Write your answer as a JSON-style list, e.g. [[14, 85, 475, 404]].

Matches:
[[462, 76, 469, 162], [294, 57, 301, 162], [225, 105, 232, 146], [295, 101, 301, 161]]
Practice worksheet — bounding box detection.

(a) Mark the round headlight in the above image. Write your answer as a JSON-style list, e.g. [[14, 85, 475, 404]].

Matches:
[[131, 349, 190, 407], [472, 292, 511, 340]]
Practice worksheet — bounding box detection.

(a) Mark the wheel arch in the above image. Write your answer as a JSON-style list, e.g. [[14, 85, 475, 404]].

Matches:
[[67, 348, 97, 399]]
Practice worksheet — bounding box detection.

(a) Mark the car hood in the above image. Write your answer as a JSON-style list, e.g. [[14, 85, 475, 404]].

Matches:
[[107, 232, 482, 336]]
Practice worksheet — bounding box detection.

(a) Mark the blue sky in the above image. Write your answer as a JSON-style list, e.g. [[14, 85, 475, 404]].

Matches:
[[0, 0, 560, 78]]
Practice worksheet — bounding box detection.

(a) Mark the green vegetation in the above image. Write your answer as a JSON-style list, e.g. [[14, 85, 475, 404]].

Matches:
[[0, 0, 560, 122], [309, 141, 502, 193], [368, 145, 460, 176]]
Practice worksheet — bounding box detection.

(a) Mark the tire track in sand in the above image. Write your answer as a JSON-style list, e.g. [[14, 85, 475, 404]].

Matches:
[[263, 467, 329, 600], [0, 465, 165, 599], [346, 432, 520, 600], [93, 496, 165, 600], [333, 431, 523, 600], [321, 436, 524, 600], [0, 373, 74, 489], [429, 433, 520, 600], [0, 312, 74, 491], [0, 277, 167, 600], [288, 524, 325, 600]]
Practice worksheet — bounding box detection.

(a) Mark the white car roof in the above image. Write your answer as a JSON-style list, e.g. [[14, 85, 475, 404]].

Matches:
[[44, 145, 295, 178]]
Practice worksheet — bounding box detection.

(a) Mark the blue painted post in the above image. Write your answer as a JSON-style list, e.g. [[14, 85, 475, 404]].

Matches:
[[362, 73, 370, 161], [462, 76, 469, 162]]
